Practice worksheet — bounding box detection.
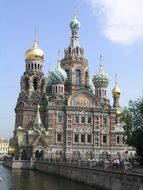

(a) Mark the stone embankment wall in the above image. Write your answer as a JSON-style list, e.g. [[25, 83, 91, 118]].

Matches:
[[3, 160, 143, 190], [3, 159, 35, 169]]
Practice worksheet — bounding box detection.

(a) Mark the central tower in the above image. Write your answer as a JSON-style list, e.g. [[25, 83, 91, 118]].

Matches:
[[61, 9, 89, 94]]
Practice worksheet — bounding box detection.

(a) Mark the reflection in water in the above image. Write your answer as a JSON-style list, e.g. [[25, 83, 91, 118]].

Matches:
[[0, 164, 100, 190]]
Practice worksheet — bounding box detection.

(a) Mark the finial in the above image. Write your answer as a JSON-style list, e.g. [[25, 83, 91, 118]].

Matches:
[[57, 50, 61, 67], [99, 54, 103, 71], [73, 6, 77, 19], [115, 74, 118, 86], [57, 49, 61, 62], [33, 27, 38, 48]]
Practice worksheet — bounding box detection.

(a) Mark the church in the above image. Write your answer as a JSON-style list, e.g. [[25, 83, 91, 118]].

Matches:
[[10, 11, 129, 160]]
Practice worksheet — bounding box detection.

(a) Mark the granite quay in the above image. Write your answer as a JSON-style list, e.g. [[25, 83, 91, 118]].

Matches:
[[3, 158, 143, 190]]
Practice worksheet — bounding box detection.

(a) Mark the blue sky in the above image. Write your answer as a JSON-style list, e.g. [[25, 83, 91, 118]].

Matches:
[[1, 0, 143, 139]]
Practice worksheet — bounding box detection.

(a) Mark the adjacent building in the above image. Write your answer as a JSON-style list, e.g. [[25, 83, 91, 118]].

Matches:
[[10, 11, 131, 160], [0, 138, 9, 158]]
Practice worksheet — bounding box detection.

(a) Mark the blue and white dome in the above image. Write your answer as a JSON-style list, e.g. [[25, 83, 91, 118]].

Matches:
[[50, 60, 67, 84]]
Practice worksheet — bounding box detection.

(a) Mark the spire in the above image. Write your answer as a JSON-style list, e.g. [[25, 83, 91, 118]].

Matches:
[[32, 27, 38, 48], [34, 105, 42, 125], [115, 74, 118, 86], [73, 6, 77, 19], [99, 54, 104, 73], [58, 49, 60, 61], [69, 8, 81, 48]]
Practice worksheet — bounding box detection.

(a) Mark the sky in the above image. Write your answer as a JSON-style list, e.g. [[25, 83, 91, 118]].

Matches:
[[0, 0, 143, 139]]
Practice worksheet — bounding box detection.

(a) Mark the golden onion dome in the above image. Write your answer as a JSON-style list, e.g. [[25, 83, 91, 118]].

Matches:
[[25, 40, 44, 61], [112, 86, 121, 97]]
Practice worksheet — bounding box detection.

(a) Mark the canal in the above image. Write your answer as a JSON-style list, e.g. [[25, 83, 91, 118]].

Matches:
[[0, 164, 101, 190]]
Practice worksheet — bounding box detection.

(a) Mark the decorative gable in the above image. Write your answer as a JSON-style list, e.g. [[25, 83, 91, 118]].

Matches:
[[68, 91, 99, 108]]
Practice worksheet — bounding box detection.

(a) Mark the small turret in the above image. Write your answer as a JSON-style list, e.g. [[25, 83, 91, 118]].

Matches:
[[92, 55, 109, 98], [112, 75, 121, 116]]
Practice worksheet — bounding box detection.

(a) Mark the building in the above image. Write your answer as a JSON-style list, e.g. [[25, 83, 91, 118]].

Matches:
[[0, 138, 9, 158], [10, 11, 129, 160]]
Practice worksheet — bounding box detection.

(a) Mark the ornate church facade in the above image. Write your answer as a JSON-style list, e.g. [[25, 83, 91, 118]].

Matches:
[[10, 12, 130, 160]]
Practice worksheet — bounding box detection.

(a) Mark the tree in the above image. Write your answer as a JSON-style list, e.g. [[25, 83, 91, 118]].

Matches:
[[122, 98, 143, 157]]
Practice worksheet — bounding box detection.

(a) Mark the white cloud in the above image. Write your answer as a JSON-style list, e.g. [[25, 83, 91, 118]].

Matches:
[[86, 0, 143, 45]]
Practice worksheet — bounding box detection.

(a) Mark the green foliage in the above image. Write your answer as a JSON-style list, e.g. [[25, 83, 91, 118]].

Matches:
[[122, 98, 143, 156]]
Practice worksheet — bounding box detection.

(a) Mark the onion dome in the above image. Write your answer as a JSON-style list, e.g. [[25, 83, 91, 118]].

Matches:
[[112, 74, 121, 97], [25, 40, 44, 61], [50, 60, 67, 84], [70, 18, 81, 30], [112, 86, 121, 97], [92, 55, 109, 88], [70, 8, 81, 30]]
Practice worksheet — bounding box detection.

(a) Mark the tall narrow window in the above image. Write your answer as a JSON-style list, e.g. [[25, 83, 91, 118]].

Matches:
[[24, 78, 29, 91], [57, 133, 62, 142], [75, 69, 81, 84], [58, 115, 62, 123], [85, 71, 88, 86], [117, 136, 120, 144], [81, 117, 85, 123], [33, 78, 38, 91], [74, 134, 79, 142], [103, 135, 107, 144], [81, 134, 85, 143], [88, 117, 92, 124], [103, 118, 107, 125], [87, 134, 92, 143], [75, 116, 79, 123]]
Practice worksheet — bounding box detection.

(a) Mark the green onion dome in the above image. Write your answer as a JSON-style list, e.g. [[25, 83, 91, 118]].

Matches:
[[50, 60, 67, 84], [93, 71, 109, 88], [93, 55, 109, 88], [70, 17, 81, 30]]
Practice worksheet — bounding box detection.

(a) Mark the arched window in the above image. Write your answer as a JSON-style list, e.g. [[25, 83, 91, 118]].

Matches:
[[69, 47, 71, 55], [33, 78, 38, 91], [117, 136, 120, 144], [75, 69, 81, 84], [99, 89, 101, 96], [85, 71, 88, 86], [24, 78, 29, 91]]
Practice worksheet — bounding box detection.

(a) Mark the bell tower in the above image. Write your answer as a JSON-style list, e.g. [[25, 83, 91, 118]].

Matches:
[[15, 31, 47, 131]]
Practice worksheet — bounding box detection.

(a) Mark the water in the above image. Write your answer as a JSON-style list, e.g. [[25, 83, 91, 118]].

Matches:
[[0, 164, 100, 190]]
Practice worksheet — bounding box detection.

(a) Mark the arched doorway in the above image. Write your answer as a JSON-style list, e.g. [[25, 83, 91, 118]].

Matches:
[[21, 149, 28, 160], [34, 146, 45, 160]]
